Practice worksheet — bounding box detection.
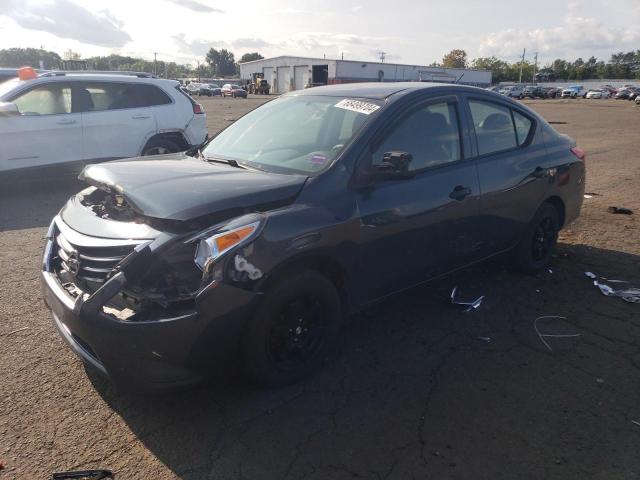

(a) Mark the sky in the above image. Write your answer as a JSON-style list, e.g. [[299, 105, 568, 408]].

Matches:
[[0, 0, 639, 67]]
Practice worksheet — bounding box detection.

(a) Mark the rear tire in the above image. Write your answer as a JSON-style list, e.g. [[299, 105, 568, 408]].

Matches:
[[512, 203, 560, 274], [243, 270, 342, 387], [142, 138, 180, 156]]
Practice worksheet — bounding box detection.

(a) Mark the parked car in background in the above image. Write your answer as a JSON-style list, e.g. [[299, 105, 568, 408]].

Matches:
[[543, 87, 560, 98], [186, 82, 201, 95], [221, 84, 247, 98], [615, 89, 631, 99], [522, 86, 545, 99], [627, 87, 640, 100], [208, 84, 222, 96], [561, 86, 582, 98], [0, 68, 18, 84], [485, 86, 501, 93], [40, 82, 585, 391], [0, 68, 207, 174], [585, 89, 610, 99], [500, 85, 525, 99]]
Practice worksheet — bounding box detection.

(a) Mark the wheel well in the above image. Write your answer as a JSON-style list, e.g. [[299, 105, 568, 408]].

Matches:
[[142, 132, 190, 153], [544, 196, 566, 227], [260, 255, 351, 314]]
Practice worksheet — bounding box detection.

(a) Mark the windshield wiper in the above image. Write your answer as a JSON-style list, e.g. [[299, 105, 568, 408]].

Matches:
[[199, 151, 245, 169]]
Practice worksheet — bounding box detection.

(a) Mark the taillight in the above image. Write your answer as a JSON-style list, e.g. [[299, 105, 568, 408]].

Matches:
[[193, 103, 204, 114], [570, 147, 585, 161]]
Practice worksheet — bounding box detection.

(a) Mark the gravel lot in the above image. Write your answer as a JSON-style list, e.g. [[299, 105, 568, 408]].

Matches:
[[1, 95, 639, 480]]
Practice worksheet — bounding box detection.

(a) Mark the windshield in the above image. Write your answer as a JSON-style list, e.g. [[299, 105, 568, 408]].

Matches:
[[202, 95, 381, 175]]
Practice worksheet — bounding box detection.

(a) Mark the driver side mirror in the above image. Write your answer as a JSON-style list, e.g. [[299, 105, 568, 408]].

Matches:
[[0, 102, 19, 117], [371, 151, 415, 180]]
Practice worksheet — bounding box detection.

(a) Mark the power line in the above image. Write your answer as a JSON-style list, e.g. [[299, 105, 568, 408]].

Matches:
[[518, 48, 526, 83], [378, 51, 386, 63]]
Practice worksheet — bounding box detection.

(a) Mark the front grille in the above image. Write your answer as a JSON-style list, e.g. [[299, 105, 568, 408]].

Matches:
[[52, 221, 142, 292]]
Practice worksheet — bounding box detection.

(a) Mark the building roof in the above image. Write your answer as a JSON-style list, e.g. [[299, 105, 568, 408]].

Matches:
[[238, 55, 491, 74]]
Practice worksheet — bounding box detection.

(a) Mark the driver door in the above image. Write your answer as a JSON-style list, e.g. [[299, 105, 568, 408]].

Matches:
[[354, 96, 484, 302], [0, 82, 83, 172]]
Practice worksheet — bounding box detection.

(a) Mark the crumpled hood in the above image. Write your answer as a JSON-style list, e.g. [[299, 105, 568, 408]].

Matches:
[[79, 155, 307, 221]]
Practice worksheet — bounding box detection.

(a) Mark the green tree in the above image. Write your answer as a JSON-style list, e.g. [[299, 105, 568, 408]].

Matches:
[[239, 52, 264, 63], [471, 56, 509, 83], [0, 48, 61, 69], [441, 49, 467, 68], [205, 48, 237, 76]]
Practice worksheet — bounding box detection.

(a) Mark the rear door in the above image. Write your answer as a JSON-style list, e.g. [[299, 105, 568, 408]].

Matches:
[[463, 96, 550, 254], [0, 82, 82, 171], [76, 81, 157, 161], [354, 95, 483, 301]]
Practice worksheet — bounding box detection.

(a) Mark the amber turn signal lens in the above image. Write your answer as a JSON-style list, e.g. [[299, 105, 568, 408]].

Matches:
[[214, 225, 256, 253]]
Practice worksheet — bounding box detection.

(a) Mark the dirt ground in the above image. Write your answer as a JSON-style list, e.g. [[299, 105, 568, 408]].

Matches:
[[1, 95, 639, 480]]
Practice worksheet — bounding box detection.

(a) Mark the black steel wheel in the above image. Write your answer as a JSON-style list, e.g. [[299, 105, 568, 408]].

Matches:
[[512, 203, 560, 274], [244, 270, 342, 386]]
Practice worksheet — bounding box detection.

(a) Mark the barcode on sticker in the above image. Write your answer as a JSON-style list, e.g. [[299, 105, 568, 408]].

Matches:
[[334, 99, 380, 115]]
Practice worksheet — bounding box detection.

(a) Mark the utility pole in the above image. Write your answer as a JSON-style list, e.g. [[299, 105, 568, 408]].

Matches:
[[153, 52, 158, 76], [533, 52, 538, 84], [379, 51, 386, 63], [518, 48, 526, 84]]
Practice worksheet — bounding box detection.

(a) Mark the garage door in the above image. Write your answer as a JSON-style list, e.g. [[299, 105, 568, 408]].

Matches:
[[277, 66, 291, 93], [262, 67, 273, 92], [294, 65, 309, 91]]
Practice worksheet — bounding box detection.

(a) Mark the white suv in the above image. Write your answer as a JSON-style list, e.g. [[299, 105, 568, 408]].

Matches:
[[0, 70, 207, 174]]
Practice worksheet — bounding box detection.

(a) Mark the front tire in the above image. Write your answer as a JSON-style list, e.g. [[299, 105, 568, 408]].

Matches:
[[243, 270, 342, 386], [512, 203, 560, 274]]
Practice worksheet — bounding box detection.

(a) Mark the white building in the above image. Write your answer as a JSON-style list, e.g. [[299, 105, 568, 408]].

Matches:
[[239, 56, 492, 93]]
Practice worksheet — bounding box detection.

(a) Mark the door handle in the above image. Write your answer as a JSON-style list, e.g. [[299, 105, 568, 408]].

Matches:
[[449, 185, 472, 201], [532, 166, 546, 178], [56, 119, 76, 125], [132, 114, 151, 119]]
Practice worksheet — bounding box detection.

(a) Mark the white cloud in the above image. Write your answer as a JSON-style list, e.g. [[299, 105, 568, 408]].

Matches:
[[0, 0, 131, 48], [478, 14, 640, 62]]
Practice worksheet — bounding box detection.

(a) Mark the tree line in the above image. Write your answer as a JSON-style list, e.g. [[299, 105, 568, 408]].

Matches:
[[2, 47, 639, 82], [439, 49, 640, 82], [0, 48, 264, 78]]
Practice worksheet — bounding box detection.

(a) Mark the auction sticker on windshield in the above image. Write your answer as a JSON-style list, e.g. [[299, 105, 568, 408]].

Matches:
[[334, 99, 380, 115]]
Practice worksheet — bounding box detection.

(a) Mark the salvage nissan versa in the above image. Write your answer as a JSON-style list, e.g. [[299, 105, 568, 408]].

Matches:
[[41, 83, 585, 391]]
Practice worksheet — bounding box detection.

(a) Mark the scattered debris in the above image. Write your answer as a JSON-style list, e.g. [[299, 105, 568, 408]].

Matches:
[[584, 194, 593, 199], [596, 378, 605, 384], [584, 192, 600, 197], [450, 287, 484, 312], [548, 269, 553, 274], [477, 336, 492, 343], [5, 326, 29, 336], [632, 420, 640, 428], [585, 272, 640, 303], [607, 206, 633, 215], [534, 316, 581, 351]]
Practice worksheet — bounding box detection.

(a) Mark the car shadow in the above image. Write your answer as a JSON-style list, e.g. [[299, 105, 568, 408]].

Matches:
[[92, 243, 640, 479], [0, 175, 82, 232]]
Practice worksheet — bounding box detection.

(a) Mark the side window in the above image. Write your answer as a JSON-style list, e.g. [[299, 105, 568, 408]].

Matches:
[[137, 84, 172, 107], [512, 110, 533, 145], [372, 101, 461, 171], [469, 100, 517, 155], [76, 82, 168, 112], [13, 85, 72, 115]]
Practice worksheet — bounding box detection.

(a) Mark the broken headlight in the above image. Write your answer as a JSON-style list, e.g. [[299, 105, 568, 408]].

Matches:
[[192, 215, 264, 277]]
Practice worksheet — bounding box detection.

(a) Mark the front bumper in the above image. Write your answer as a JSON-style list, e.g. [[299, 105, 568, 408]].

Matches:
[[41, 225, 258, 393]]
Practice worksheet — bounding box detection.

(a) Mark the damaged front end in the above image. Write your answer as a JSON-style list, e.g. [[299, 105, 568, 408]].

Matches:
[[41, 190, 266, 391]]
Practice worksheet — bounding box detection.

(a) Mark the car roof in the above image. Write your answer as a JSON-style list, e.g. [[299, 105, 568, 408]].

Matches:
[[288, 82, 480, 99]]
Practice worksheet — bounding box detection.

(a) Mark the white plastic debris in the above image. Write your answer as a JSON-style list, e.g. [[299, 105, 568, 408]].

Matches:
[[450, 287, 484, 312], [584, 272, 640, 303]]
